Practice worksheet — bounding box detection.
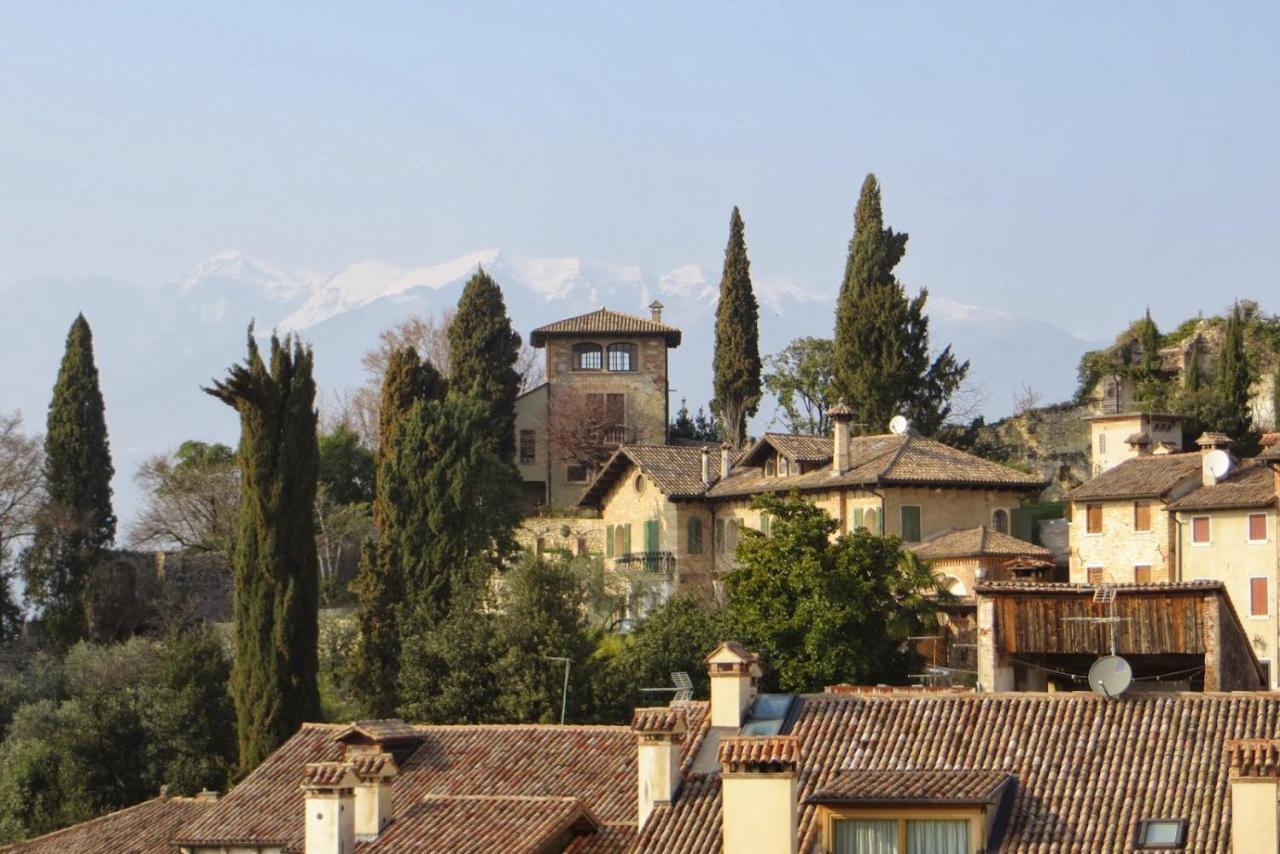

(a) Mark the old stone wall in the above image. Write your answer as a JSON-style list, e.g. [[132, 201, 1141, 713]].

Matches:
[[86, 549, 232, 639]]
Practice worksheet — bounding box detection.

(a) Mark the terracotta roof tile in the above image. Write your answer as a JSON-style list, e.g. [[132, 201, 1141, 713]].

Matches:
[[1226, 738, 1280, 779], [563, 823, 637, 853], [1166, 459, 1278, 511], [349, 752, 397, 780], [0, 796, 214, 854], [718, 736, 801, 772], [579, 445, 744, 506], [807, 768, 1012, 805], [530, 308, 681, 346], [631, 707, 687, 736], [974, 579, 1223, 595], [1067, 453, 1203, 501], [364, 795, 599, 852], [911, 527, 1053, 561], [301, 761, 355, 789]]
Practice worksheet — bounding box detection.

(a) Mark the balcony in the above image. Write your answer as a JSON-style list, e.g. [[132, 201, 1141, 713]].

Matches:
[[614, 551, 676, 574], [600, 424, 634, 446]]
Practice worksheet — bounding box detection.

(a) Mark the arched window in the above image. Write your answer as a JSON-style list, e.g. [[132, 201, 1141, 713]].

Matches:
[[864, 508, 879, 535], [573, 343, 603, 371], [942, 575, 966, 596], [607, 343, 637, 371], [993, 509, 1009, 534]]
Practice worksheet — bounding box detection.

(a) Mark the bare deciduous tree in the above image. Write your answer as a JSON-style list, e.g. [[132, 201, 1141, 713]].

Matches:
[[546, 391, 626, 476], [0, 410, 43, 555], [129, 443, 240, 553]]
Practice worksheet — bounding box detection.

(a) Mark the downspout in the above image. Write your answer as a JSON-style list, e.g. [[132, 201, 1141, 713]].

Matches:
[[1172, 511, 1184, 583], [870, 484, 887, 536]]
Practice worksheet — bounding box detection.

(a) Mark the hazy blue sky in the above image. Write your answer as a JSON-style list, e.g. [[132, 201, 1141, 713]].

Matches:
[[1, 2, 1277, 336]]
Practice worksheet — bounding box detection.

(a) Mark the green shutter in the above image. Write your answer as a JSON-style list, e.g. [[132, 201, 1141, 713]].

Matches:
[[902, 506, 921, 543], [1011, 508, 1033, 542], [623, 523, 632, 555], [644, 519, 660, 553], [605, 525, 614, 557], [853, 507, 865, 530]]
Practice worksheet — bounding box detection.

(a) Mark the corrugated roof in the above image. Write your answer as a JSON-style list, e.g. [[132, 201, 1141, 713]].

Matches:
[[530, 308, 681, 347], [1167, 459, 1278, 511], [1067, 453, 1203, 501], [911, 527, 1053, 561], [638, 692, 1280, 852], [807, 768, 1012, 805], [0, 796, 214, 854]]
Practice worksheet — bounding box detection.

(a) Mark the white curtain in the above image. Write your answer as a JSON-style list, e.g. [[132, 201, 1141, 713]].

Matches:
[[834, 819, 899, 854], [906, 819, 968, 853]]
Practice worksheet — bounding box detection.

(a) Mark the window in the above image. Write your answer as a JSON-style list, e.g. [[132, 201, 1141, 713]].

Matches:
[[714, 519, 725, 554], [1087, 566, 1104, 585], [576, 536, 588, 556], [606, 343, 636, 371], [1249, 513, 1268, 542], [566, 464, 590, 483], [1191, 515, 1210, 544], [853, 507, 865, 531], [1086, 504, 1103, 534], [584, 392, 626, 428], [1134, 818, 1187, 849], [572, 343, 603, 370], [901, 506, 922, 543], [864, 508, 880, 535], [1135, 565, 1152, 584], [726, 519, 739, 553], [992, 509, 1009, 534], [780, 458, 790, 476], [519, 429, 536, 464], [833, 818, 969, 853], [764, 459, 776, 477], [1133, 501, 1152, 532], [760, 514, 771, 537], [688, 517, 703, 554], [605, 525, 614, 557], [1261, 660, 1272, 687], [633, 474, 646, 494], [1250, 577, 1268, 617], [1098, 433, 1106, 453]]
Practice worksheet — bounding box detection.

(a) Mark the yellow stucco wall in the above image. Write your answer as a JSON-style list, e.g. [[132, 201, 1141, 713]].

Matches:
[[1069, 499, 1177, 584], [1231, 779, 1279, 854], [1088, 414, 1184, 475], [720, 774, 798, 854], [1177, 507, 1279, 685]]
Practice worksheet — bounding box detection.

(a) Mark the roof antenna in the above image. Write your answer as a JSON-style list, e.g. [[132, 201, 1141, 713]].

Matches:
[[639, 671, 694, 703]]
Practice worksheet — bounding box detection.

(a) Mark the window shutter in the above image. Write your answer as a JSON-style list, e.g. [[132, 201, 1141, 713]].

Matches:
[[1133, 501, 1151, 532], [1192, 516, 1210, 543], [1249, 514, 1268, 542], [1251, 577, 1268, 616], [1011, 508, 1033, 541], [644, 519, 659, 553], [1134, 565, 1152, 584], [901, 507, 922, 543], [605, 525, 614, 557], [714, 519, 725, 554], [853, 507, 865, 530], [1087, 504, 1103, 534], [622, 523, 632, 554], [688, 518, 702, 554]]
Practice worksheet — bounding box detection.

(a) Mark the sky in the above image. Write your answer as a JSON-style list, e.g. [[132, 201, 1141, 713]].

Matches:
[[1, 3, 1278, 338]]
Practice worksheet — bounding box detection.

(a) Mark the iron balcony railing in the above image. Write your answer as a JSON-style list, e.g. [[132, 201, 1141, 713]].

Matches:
[[614, 551, 676, 574]]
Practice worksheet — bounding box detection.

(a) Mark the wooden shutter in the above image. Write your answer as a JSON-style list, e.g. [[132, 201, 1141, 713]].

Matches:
[[1087, 567, 1104, 585], [1252, 577, 1269, 616], [1133, 501, 1151, 532], [901, 506, 922, 543], [1134, 565, 1152, 584], [1249, 514, 1268, 542], [1086, 504, 1103, 534], [853, 508, 865, 530], [606, 393, 625, 426], [605, 525, 614, 557], [1192, 516, 1210, 543], [644, 519, 659, 553], [688, 518, 702, 554]]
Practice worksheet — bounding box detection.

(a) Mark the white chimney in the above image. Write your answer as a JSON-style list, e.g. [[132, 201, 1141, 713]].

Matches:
[[705, 642, 761, 728], [1227, 739, 1280, 854], [720, 443, 733, 480], [649, 300, 664, 322], [350, 753, 398, 842], [631, 708, 688, 828], [301, 763, 357, 854], [829, 402, 853, 473], [701, 445, 711, 486], [719, 735, 800, 854]]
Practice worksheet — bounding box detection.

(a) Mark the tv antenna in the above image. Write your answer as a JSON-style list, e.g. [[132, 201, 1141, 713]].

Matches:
[[1063, 585, 1134, 698], [639, 671, 694, 703], [889, 414, 912, 435]]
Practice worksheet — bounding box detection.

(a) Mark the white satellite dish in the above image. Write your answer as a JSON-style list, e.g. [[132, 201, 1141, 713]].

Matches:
[[1204, 449, 1233, 483], [889, 415, 911, 435], [1088, 655, 1133, 699]]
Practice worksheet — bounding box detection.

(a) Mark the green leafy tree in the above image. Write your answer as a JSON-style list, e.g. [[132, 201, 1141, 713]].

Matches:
[[832, 175, 968, 435], [130, 441, 238, 554], [724, 492, 942, 691], [205, 328, 322, 772], [21, 315, 116, 648], [711, 208, 763, 448], [669, 399, 722, 443], [447, 268, 522, 460], [764, 337, 838, 436], [397, 583, 500, 724], [318, 424, 374, 505]]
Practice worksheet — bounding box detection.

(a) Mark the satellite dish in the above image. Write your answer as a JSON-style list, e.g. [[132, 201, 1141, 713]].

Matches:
[[1088, 655, 1133, 698], [1204, 449, 1233, 483], [889, 415, 911, 435]]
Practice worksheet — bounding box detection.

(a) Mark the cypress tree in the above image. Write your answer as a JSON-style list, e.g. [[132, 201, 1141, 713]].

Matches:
[[350, 347, 444, 716], [711, 207, 763, 448], [21, 314, 116, 648], [447, 268, 521, 460], [1217, 302, 1253, 438], [1132, 309, 1168, 411], [832, 174, 968, 435], [205, 328, 321, 772]]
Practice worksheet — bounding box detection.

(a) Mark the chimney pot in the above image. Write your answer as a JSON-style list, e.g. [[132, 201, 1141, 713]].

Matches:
[[701, 446, 711, 486], [720, 443, 732, 480], [719, 736, 800, 854], [706, 642, 761, 728], [1227, 739, 1280, 854], [649, 300, 664, 322], [829, 402, 853, 473], [632, 708, 687, 828]]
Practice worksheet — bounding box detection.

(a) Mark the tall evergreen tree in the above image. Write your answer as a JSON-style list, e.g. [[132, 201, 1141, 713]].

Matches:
[[832, 175, 968, 435], [1217, 301, 1253, 438], [711, 207, 763, 448], [205, 328, 321, 772], [1132, 309, 1168, 411], [21, 314, 115, 648], [447, 268, 521, 460], [350, 347, 443, 717]]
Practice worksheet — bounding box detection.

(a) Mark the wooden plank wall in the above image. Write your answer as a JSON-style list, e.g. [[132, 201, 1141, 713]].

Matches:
[[996, 593, 1205, 655]]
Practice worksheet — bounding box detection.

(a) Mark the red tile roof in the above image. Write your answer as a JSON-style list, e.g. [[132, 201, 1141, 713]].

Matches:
[[718, 736, 801, 773], [807, 768, 1012, 805], [1067, 453, 1203, 501], [530, 308, 681, 346], [301, 761, 356, 788], [1166, 459, 1278, 511], [1226, 738, 1280, 779], [0, 796, 214, 854], [911, 527, 1053, 561], [631, 707, 687, 736], [364, 795, 600, 853]]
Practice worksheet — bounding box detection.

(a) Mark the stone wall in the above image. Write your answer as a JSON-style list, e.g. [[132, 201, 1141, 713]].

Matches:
[[85, 549, 232, 639]]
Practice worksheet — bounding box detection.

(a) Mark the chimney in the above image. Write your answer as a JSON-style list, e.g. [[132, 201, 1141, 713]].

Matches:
[[720, 443, 733, 481], [829, 402, 853, 473], [631, 707, 688, 828], [1197, 432, 1232, 455], [350, 752, 398, 843], [301, 763, 357, 854], [649, 300, 664, 323], [718, 736, 800, 854], [705, 642, 761, 728], [1226, 739, 1280, 854], [701, 445, 711, 486]]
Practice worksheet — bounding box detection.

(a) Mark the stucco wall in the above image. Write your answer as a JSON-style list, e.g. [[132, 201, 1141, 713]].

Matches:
[[513, 384, 550, 506]]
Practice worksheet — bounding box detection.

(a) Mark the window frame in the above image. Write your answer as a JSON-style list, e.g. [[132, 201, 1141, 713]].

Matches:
[[1087, 565, 1105, 585], [1133, 817, 1188, 850], [1190, 515, 1211, 545], [1248, 512, 1268, 543], [1085, 503, 1103, 535], [900, 505, 922, 543], [518, 428, 536, 465], [606, 342, 637, 372], [829, 814, 973, 854], [1249, 576, 1269, 618], [1134, 565, 1152, 584], [687, 517, 703, 555], [992, 508, 1009, 534], [571, 342, 603, 371], [1133, 500, 1152, 533], [764, 459, 776, 477], [566, 463, 590, 483]]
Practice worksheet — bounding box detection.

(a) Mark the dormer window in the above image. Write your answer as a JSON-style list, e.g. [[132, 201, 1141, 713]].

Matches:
[[1135, 817, 1187, 848], [779, 458, 790, 476], [764, 459, 776, 477], [833, 818, 970, 852], [607, 343, 636, 371], [573, 343, 603, 371]]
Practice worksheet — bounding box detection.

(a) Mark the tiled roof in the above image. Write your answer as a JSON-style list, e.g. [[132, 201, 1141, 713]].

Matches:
[[754, 433, 834, 463], [350, 752, 396, 779], [563, 823, 638, 853], [710, 433, 1044, 498], [911, 527, 1053, 561], [1167, 459, 1278, 511], [364, 795, 600, 852], [718, 736, 801, 772], [530, 308, 681, 346], [1066, 452, 1203, 501], [579, 445, 744, 506], [1226, 738, 1280, 779], [638, 692, 1280, 853], [807, 769, 1012, 805], [0, 796, 214, 854], [334, 718, 423, 745], [975, 579, 1224, 595], [631, 707, 687, 735], [301, 761, 355, 788]]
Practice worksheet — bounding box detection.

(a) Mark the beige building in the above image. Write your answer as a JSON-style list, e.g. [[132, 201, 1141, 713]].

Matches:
[[514, 304, 681, 510], [911, 526, 1055, 597], [1086, 411, 1184, 476]]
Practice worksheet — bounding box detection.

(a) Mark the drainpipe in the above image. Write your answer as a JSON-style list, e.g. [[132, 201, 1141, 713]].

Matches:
[[870, 485, 887, 536], [1172, 512, 1184, 582]]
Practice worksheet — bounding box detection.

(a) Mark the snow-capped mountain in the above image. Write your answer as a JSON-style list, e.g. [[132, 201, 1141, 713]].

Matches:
[[0, 250, 1096, 528]]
